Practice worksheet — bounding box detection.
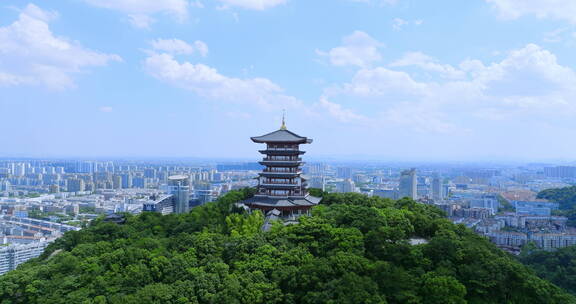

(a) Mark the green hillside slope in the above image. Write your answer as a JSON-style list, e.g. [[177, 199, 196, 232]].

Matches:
[[1, 189, 573, 304]]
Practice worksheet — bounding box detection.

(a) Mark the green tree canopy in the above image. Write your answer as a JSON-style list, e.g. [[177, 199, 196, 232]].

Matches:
[[0, 190, 573, 304]]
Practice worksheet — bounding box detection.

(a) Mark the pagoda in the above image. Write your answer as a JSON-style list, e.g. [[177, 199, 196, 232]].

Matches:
[[242, 117, 321, 218]]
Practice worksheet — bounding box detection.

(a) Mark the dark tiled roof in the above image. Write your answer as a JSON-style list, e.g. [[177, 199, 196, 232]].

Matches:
[[242, 195, 321, 207], [251, 129, 312, 144]]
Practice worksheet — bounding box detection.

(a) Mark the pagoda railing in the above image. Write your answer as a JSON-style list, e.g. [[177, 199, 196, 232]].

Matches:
[[261, 181, 299, 185], [262, 157, 302, 162], [265, 147, 299, 151], [263, 168, 300, 173]]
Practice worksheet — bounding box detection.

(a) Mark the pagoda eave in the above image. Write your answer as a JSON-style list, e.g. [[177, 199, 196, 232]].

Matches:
[[251, 138, 308, 144], [259, 150, 306, 155], [259, 161, 303, 167]]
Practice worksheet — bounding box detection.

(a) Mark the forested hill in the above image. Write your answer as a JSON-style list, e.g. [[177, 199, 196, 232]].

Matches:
[[537, 186, 576, 226], [538, 186, 576, 209], [1, 190, 574, 304]]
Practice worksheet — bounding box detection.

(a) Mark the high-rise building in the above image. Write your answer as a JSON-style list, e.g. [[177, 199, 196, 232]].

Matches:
[[399, 168, 417, 200], [13, 163, 25, 177], [121, 174, 132, 189], [144, 168, 156, 179], [169, 175, 190, 214], [544, 166, 576, 179], [132, 177, 146, 188], [336, 179, 356, 193], [337, 167, 352, 179], [241, 119, 321, 218], [432, 175, 444, 200], [306, 163, 326, 176], [0, 180, 10, 192], [67, 178, 85, 192], [113, 175, 122, 189], [309, 176, 326, 191], [76, 161, 95, 174]]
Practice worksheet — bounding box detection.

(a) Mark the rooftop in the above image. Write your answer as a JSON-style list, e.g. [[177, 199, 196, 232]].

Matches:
[[243, 195, 321, 208], [251, 128, 312, 144]]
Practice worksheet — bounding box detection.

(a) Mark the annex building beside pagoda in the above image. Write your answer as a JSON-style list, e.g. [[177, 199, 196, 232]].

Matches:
[[241, 119, 321, 219]]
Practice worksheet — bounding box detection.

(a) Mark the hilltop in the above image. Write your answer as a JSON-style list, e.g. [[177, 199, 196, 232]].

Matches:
[[0, 189, 573, 304]]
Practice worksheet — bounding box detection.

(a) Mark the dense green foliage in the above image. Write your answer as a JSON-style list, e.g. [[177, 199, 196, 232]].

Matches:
[[538, 186, 576, 226], [496, 195, 514, 213], [1, 189, 574, 304], [538, 186, 576, 210], [520, 245, 576, 295]]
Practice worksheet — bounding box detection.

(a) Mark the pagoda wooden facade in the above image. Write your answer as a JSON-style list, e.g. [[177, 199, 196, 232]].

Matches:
[[242, 120, 321, 218]]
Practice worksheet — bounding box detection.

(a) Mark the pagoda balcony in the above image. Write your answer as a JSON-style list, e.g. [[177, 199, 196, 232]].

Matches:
[[260, 180, 299, 184], [260, 180, 300, 186], [265, 147, 300, 151], [262, 157, 302, 161], [257, 190, 305, 197], [262, 168, 301, 173], [259, 161, 303, 167], [259, 171, 302, 177], [259, 183, 300, 189]]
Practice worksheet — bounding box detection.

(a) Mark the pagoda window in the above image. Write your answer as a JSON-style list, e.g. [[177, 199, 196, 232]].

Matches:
[[267, 144, 299, 151], [267, 167, 297, 173], [270, 189, 289, 196]]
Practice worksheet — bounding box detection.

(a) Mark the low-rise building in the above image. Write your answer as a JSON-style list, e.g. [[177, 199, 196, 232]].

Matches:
[[0, 239, 53, 275]]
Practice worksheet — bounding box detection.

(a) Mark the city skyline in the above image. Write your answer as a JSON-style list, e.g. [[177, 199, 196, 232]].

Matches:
[[2, 1, 576, 161]]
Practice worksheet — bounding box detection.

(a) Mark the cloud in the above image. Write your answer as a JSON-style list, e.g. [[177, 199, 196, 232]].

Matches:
[[81, 0, 190, 28], [349, 0, 399, 5], [0, 4, 121, 90], [392, 18, 423, 31], [217, 0, 287, 10], [99, 106, 113, 112], [315, 97, 370, 124], [128, 14, 155, 29], [144, 53, 301, 109], [392, 18, 408, 30], [151, 39, 209, 56], [321, 44, 576, 134], [390, 52, 465, 79], [485, 0, 576, 23], [316, 31, 383, 68], [332, 67, 428, 100]]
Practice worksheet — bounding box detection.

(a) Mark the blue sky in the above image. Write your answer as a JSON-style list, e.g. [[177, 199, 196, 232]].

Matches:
[[1, 0, 576, 161]]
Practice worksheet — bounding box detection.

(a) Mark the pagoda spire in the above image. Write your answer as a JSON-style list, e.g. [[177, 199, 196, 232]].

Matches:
[[280, 110, 286, 130], [280, 110, 287, 130]]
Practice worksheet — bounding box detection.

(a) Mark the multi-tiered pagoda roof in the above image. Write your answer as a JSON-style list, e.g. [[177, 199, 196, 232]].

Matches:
[[242, 119, 321, 217]]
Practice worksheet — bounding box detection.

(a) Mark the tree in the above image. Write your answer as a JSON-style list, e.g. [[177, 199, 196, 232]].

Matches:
[[420, 273, 467, 304]]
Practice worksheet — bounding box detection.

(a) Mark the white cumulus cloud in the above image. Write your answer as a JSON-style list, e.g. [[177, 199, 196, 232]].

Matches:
[[316, 31, 383, 68], [390, 52, 465, 79], [315, 97, 370, 124], [322, 44, 576, 133], [349, 0, 399, 5], [81, 0, 190, 28], [392, 18, 423, 31], [486, 0, 576, 23], [144, 53, 301, 109], [151, 39, 209, 56], [217, 0, 287, 10], [0, 4, 121, 90]]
